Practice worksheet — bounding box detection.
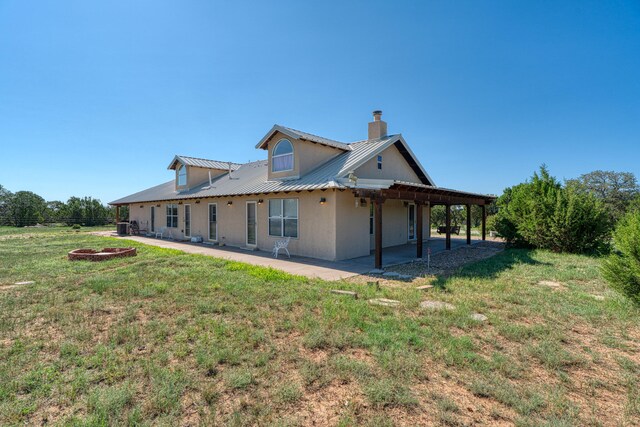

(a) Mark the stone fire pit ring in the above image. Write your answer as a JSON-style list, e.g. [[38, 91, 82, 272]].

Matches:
[[68, 247, 137, 261]]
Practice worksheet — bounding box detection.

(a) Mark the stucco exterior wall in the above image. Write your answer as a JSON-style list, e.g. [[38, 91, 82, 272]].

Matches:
[[128, 190, 338, 261], [354, 143, 422, 183], [266, 131, 342, 181], [334, 190, 370, 260]]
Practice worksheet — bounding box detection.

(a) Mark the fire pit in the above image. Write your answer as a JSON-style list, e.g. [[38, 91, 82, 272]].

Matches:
[[68, 247, 136, 261]]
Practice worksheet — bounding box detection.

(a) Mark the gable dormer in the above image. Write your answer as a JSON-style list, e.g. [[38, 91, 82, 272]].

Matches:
[[168, 155, 240, 191], [257, 125, 350, 181]]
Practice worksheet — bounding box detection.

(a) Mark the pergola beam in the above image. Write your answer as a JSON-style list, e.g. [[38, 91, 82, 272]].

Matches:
[[353, 189, 489, 206]]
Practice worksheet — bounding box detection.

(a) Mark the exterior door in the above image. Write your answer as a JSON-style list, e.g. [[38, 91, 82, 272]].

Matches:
[[408, 203, 416, 241], [150, 206, 155, 232], [184, 204, 191, 238], [246, 202, 257, 246]]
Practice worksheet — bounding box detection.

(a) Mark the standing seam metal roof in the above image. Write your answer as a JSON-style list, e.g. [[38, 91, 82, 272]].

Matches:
[[168, 155, 242, 170]]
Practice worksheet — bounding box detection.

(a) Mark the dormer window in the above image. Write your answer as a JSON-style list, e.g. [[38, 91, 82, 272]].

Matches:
[[177, 164, 187, 186], [272, 139, 293, 172]]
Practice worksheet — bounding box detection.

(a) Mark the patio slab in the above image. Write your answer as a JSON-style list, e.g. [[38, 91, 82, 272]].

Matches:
[[101, 233, 490, 281], [105, 234, 372, 281]]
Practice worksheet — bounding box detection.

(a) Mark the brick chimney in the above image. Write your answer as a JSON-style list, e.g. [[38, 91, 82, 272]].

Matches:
[[368, 110, 387, 140]]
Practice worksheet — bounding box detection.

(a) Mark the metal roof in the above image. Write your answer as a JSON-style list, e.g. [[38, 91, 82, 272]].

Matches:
[[256, 125, 352, 151], [167, 155, 242, 171], [109, 134, 443, 205]]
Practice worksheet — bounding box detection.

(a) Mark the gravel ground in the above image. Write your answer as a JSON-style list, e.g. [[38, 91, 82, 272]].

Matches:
[[347, 240, 505, 286]]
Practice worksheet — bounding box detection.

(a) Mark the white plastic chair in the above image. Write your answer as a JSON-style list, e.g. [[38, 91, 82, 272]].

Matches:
[[272, 237, 291, 258], [155, 227, 171, 239]]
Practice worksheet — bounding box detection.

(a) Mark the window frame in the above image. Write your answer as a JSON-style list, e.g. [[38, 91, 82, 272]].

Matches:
[[166, 204, 178, 228], [271, 139, 294, 173], [177, 164, 187, 186], [377, 155, 383, 170], [208, 203, 217, 241], [268, 198, 298, 238]]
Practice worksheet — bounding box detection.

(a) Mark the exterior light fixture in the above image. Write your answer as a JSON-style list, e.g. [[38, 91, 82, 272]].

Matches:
[[156, 204, 160, 207], [139, 205, 144, 208], [227, 201, 233, 206], [257, 199, 264, 204], [178, 201, 183, 205], [319, 197, 327, 205], [195, 200, 200, 204], [360, 198, 367, 207]]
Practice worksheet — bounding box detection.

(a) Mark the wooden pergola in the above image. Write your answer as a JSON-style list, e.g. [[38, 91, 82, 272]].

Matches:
[[353, 183, 496, 269]]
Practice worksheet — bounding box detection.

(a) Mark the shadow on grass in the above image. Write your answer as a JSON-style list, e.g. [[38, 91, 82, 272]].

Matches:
[[432, 248, 548, 290]]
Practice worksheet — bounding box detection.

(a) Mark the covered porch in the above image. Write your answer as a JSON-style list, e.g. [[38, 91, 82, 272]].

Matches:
[[353, 183, 496, 269]]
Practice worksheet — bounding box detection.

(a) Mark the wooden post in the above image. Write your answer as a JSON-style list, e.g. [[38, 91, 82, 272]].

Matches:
[[416, 203, 423, 259], [481, 204, 486, 241], [427, 202, 431, 239], [375, 197, 383, 269], [466, 204, 472, 245], [445, 204, 451, 250], [115, 205, 120, 224]]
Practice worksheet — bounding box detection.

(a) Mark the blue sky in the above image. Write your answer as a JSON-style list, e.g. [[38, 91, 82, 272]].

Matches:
[[1, 0, 638, 204]]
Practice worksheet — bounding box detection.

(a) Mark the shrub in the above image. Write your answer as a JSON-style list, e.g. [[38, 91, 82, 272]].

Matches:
[[602, 209, 640, 305], [72, 224, 81, 230], [495, 166, 609, 253]]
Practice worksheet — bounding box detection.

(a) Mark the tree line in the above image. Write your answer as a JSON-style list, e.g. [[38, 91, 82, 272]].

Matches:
[[0, 185, 118, 227]]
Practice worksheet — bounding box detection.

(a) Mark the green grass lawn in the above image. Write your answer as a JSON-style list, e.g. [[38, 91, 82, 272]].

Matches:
[[0, 228, 638, 426]]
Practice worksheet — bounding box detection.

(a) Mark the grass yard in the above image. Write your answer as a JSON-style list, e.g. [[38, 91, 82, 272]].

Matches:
[[0, 228, 639, 426]]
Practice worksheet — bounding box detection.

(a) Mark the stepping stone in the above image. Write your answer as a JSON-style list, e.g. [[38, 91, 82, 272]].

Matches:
[[538, 280, 562, 288], [14, 281, 34, 285], [331, 290, 358, 299], [398, 274, 412, 280], [416, 285, 434, 291], [420, 300, 455, 311], [470, 313, 488, 322], [368, 269, 384, 275], [382, 271, 400, 278], [368, 298, 400, 307]]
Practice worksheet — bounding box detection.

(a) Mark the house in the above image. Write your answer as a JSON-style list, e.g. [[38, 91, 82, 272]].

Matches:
[[109, 111, 495, 268]]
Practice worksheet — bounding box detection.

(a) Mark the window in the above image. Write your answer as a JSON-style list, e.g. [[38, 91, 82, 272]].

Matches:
[[177, 164, 187, 186], [369, 203, 374, 235], [272, 139, 294, 172], [166, 204, 178, 227], [208, 204, 217, 240], [377, 155, 383, 170], [269, 198, 298, 237]]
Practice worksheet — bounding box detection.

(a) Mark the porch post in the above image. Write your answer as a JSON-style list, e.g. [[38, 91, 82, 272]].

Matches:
[[481, 204, 486, 241], [466, 204, 471, 245], [374, 197, 383, 269], [115, 205, 120, 224], [427, 202, 431, 239], [416, 202, 423, 259], [445, 204, 451, 250]]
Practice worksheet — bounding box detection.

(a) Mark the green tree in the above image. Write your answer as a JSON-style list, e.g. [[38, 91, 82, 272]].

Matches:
[[44, 201, 66, 224], [567, 170, 638, 224], [602, 208, 640, 304], [0, 185, 13, 226], [495, 166, 609, 253], [9, 191, 47, 227]]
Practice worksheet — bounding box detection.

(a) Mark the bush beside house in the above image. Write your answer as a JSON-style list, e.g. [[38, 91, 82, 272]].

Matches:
[[602, 208, 640, 304], [494, 166, 609, 254]]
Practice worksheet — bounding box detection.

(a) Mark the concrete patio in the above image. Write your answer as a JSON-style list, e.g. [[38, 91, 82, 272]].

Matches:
[[101, 232, 486, 281]]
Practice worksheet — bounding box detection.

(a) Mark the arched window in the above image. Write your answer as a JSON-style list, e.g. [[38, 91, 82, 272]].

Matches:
[[272, 139, 294, 172], [177, 164, 187, 186]]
